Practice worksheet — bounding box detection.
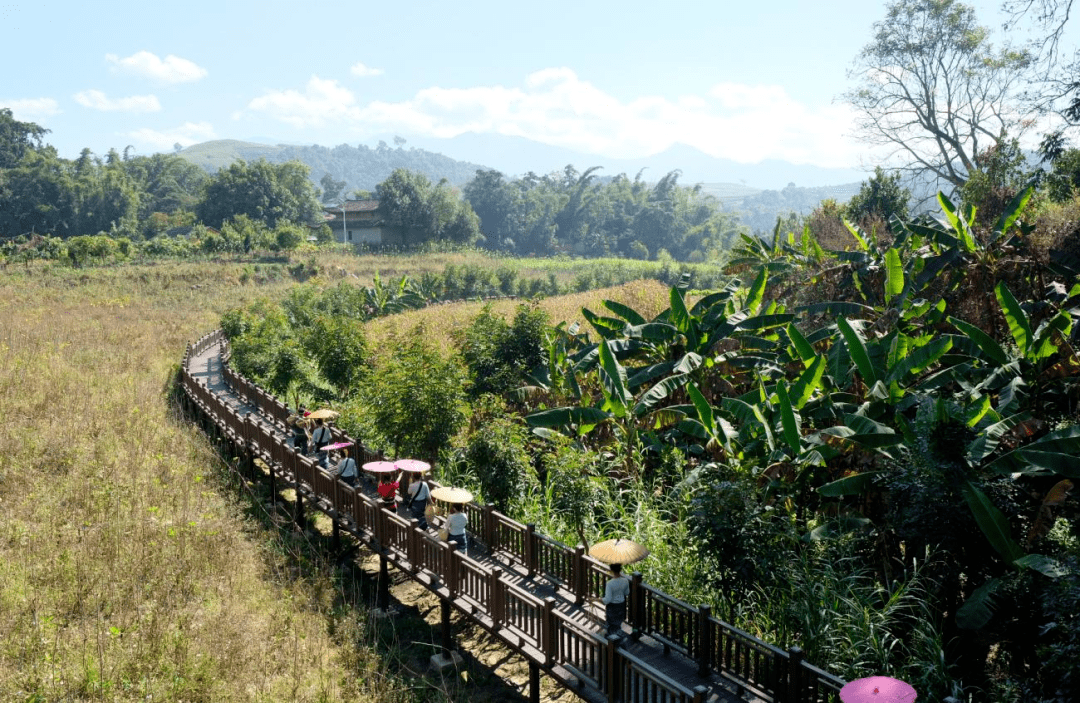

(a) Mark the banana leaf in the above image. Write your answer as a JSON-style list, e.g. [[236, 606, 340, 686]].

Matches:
[[526, 406, 612, 428], [598, 339, 632, 418], [633, 374, 691, 417], [956, 578, 1000, 630], [602, 298, 647, 326], [776, 383, 801, 457], [995, 282, 1033, 358], [884, 247, 904, 303], [838, 317, 879, 385], [818, 472, 879, 497], [961, 480, 1025, 565], [948, 317, 1008, 365]]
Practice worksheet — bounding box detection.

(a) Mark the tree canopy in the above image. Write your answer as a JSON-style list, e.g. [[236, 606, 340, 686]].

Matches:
[[195, 159, 322, 230], [844, 0, 1035, 194]]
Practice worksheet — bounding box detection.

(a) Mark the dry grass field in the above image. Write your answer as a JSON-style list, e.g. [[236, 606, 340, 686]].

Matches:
[[362, 278, 672, 360], [0, 261, 416, 702], [0, 255, 673, 702]]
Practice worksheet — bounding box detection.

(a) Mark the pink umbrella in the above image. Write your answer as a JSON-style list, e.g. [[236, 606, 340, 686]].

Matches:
[[840, 677, 916, 703], [395, 459, 431, 473], [363, 461, 399, 473], [324, 441, 353, 451]]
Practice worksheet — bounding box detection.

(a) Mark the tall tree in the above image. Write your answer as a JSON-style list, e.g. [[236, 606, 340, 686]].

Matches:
[[844, 166, 912, 223], [195, 159, 321, 229], [0, 108, 50, 169], [376, 168, 479, 245], [843, 0, 1034, 194]]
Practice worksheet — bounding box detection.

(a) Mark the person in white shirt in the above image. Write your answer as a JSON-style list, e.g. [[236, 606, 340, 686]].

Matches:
[[601, 562, 630, 637], [311, 418, 332, 468], [333, 448, 357, 487], [406, 472, 430, 529], [445, 503, 468, 552]]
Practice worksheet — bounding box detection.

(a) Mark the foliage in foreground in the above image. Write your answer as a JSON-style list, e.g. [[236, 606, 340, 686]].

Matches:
[[225, 186, 1080, 701]]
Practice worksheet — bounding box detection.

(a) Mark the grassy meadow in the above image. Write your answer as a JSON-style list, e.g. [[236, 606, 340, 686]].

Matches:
[[0, 253, 673, 702], [0, 260, 416, 702]]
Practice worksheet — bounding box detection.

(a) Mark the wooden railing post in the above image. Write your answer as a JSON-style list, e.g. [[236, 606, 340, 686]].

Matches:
[[696, 604, 711, 677], [542, 596, 557, 665], [373, 498, 384, 550], [483, 504, 495, 551], [787, 645, 804, 703], [444, 541, 457, 597], [242, 412, 254, 477], [574, 546, 586, 604], [693, 685, 708, 703], [408, 519, 421, 573], [630, 573, 643, 635], [525, 523, 536, 577], [292, 450, 305, 529], [490, 567, 504, 625], [605, 634, 622, 703]]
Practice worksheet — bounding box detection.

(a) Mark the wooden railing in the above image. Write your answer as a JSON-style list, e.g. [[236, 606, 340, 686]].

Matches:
[[178, 332, 845, 703]]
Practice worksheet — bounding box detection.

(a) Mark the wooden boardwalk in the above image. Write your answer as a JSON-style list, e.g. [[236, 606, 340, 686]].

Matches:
[[179, 331, 845, 703]]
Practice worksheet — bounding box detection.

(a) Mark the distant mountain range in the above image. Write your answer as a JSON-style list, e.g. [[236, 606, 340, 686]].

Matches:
[[179, 135, 871, 233]]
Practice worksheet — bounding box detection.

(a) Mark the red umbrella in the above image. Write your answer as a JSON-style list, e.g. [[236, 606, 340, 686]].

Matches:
[[395, 459, 431, 473], [363, 461, 398, 473], [840, 677, 916, 703], [324, 441, 352, 451]]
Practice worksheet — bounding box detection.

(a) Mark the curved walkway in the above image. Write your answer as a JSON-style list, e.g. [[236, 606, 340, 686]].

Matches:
[[178, 331, 844, 703]]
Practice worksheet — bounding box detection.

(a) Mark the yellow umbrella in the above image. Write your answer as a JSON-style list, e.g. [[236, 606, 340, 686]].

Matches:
[[588, 538, 649, 565], [430, 486, 474, 504], [306, 408, 339, 420]]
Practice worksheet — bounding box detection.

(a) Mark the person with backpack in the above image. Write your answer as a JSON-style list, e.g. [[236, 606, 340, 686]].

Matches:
[[311, 418, 332, 468]]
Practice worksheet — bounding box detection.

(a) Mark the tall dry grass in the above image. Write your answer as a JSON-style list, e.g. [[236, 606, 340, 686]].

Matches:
[[362, 278, 672, 359], [0, 262, 411, 702]]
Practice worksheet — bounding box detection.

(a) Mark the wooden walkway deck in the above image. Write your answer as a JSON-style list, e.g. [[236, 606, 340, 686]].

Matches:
[[179, 331, 845, 703]]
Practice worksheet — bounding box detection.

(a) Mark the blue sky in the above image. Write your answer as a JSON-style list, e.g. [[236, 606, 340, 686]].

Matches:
[[0, 0, 1048, 170]]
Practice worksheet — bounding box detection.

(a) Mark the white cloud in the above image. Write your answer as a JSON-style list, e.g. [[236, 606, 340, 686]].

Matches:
[[0, 98, 61, 120], [243, 68, 864, 167], [74, 90, 161, 113], [106, 51, 207, 84], [244, 76, 360, 128], [350, 62, 384, 77], [126, 121, 216, 151]]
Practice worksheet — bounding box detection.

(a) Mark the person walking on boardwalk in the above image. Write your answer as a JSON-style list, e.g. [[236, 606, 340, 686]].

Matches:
[[311, 418, 331, 468], [445, 502, 468, 552], [377, 472, 399, 511], [290, 411, 309, 454], [333, 448, 358, 487], [602, 563, 630, 638], [406, 471, 430, 529]]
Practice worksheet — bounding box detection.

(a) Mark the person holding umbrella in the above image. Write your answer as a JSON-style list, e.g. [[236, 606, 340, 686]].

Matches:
[[444, 503, 468, 552], [589, 538, 649, 640], [602, 563, 630, 638], [405, 471, 430, 529], [377, 472, 399, 511], [290, 410, 309, 454]]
